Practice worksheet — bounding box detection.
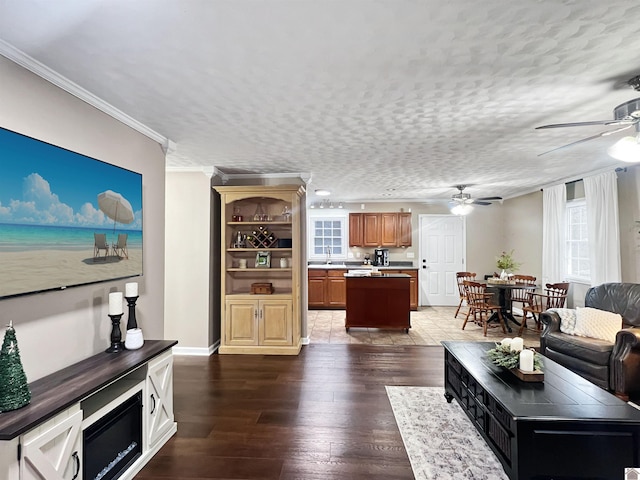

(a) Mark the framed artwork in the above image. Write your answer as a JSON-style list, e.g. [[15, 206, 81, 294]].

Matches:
[[255, 251, 271, 268]]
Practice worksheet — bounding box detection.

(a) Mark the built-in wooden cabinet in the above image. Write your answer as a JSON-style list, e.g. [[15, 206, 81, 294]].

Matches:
[[225, 296, 293, 348], [307, 269, 347, 308], [349, 212, 412, 247], [214, 185, 304, 355]]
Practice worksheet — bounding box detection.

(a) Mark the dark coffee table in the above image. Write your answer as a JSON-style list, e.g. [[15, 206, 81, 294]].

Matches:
[[442, 341, 640, 480]]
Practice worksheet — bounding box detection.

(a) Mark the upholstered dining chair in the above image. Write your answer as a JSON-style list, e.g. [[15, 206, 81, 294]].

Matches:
[[519, 282, 569, 335], [454, 272, 476, 318], [462, 280, 507, 336]]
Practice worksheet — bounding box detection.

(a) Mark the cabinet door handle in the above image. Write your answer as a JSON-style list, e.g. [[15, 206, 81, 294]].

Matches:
[[71, 451, 80, 480], [254, 308, 258, 319], [150, 393, 156, 414], [260, 308, 263, 319]]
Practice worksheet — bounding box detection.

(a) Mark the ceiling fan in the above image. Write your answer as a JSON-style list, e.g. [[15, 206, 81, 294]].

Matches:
[[450, 185, 502, 206], [536, 75, 640, 157]]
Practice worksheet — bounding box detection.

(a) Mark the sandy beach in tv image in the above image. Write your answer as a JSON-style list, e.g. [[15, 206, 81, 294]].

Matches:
[[0, 126, 142, 298]]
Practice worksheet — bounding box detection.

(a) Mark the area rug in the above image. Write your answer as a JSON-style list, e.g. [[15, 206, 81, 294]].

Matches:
[[386, 386, 509, 480]]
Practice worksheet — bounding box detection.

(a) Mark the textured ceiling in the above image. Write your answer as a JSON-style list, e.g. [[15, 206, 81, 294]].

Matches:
[[1, 0, 640, 204]]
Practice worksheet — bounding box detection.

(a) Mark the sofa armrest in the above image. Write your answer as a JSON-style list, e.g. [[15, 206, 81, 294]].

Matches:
[[539, 310, 561, 355], [611, 327, 640, 399]]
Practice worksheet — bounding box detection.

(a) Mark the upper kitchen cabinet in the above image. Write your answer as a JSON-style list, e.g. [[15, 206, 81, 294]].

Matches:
[[349, 212, 412, 247], [213, 184, 304, 355]]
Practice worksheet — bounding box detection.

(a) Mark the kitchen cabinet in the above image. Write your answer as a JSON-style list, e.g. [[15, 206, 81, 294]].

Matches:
[[349, 213, 412, 247], [214, 185, 304, 355], [386, 269, 418, 310], [307, 269, 347, 308], [225, 296, 293, 349], [307, 270, 327, 307]]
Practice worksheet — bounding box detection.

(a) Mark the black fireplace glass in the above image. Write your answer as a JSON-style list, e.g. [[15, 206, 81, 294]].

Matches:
[[83, 391, 143, 480]]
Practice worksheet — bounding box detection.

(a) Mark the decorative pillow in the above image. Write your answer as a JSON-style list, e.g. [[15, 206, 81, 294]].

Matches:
[[549, 308, 578, 335], [573, 307, 622, 343]]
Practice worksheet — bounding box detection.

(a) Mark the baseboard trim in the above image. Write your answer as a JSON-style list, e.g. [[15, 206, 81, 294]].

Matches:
[[173, 340, 220, 356]]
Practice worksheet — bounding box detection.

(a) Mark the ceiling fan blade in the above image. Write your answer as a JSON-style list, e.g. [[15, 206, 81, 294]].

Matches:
[[471, 201, 492, 206], [476, 196, 502, 201], [537, 127, 631, 157], [536, 120, 619, 129]]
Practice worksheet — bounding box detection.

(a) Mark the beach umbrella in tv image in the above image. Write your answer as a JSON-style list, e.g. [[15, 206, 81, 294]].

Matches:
[[97, 190, 134, 233]]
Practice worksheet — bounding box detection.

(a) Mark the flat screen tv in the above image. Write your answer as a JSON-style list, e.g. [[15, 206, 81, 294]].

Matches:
[[0, 126, 143, 299]]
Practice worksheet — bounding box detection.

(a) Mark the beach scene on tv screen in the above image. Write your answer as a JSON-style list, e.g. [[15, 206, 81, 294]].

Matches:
[[0, 127, 142, 298]]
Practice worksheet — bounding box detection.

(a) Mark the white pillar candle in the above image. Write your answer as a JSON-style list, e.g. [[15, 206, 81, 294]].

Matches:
[[500, 338, 513, 348], [109, 292, 123, 315], [125, 282, 138, 297], [519, 349, 534, 372], [510, 337, 524, 352]]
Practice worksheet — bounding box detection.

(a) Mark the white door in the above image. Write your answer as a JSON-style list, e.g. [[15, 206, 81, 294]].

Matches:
[[419, 215, 465, 306]]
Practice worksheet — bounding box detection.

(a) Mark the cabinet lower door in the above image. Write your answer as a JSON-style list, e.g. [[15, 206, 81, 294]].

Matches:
[[259, 299, 292, 346], [147, 351, 175, 449], [225, 300, 259, 346], [21, 407, 82, 480]]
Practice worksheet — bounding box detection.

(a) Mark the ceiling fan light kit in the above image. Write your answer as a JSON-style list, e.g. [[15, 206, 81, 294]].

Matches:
[[451, 203, 474, 216], [607, 136, 640, 163]]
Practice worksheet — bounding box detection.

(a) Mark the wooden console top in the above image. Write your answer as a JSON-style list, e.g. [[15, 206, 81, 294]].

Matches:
[[0, 340, 177, 440]]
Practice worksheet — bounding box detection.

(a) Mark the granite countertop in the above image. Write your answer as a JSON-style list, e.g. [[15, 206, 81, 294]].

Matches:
[[307, 262, 417, 270]]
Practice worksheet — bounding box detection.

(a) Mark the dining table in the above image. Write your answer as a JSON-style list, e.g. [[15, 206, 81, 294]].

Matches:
[[483, 281, 537, 332]]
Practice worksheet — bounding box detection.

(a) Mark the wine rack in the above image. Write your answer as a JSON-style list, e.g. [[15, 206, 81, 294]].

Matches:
[[246, 225, 278, 248]]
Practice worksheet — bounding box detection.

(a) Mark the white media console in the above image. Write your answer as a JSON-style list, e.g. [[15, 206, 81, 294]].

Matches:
[[0, 340, 177, 480]]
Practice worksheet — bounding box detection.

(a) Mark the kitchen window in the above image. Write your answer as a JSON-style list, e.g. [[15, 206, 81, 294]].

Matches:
[[565, 198, 590, 282], [308, 214, 347, 261]]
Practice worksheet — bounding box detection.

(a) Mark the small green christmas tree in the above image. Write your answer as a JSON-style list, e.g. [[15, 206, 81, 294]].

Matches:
[[0, 322, 31, 412]]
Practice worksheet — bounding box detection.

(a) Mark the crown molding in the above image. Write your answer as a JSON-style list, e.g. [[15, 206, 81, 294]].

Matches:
[[0, 39, 171, 147], [165, 166, 219, 179]]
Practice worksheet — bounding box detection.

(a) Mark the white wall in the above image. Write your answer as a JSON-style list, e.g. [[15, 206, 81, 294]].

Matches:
[[0, 56, 166, 381], [164, 170, 220, 352]]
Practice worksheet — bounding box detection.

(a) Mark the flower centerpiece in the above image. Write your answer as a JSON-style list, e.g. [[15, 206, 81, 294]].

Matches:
[[487, 339, 544, 382], [496, 250, 521, 279], [487, 343, 543, 371]]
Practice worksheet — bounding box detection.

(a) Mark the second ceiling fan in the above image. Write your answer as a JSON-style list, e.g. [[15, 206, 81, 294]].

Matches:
[[536, 76, 640, 157], [450, 185, 502, 206]]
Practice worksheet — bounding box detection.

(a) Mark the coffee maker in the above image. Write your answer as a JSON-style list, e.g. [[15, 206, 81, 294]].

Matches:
[[373, 248, 389, 267]]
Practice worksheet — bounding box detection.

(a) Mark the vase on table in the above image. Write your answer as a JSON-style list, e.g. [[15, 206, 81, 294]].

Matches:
[[500, 269, 508, 280]]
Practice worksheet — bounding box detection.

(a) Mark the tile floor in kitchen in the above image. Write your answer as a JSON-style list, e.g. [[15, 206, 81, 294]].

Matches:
[[307, 306, 542, 349]]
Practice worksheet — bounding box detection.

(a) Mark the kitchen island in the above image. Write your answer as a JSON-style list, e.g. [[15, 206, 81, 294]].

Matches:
[[345, 273, 411, 332]]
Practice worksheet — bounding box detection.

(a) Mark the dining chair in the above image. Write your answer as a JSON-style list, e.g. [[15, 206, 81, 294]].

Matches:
[[510, 274, 537, 319], [519, 282, 570, 335], [462, 280, 507, 336], [454, 272, 477, 318]]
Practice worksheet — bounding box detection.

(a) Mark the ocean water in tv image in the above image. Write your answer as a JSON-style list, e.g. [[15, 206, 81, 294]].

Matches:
[[0, 224, 142, 252]]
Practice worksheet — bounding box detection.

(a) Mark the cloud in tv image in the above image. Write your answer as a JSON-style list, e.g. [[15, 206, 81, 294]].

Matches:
[[0, 126, 142, 298]]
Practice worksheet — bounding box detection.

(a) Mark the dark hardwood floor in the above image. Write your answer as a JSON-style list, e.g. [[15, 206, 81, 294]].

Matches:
[[136, 344, 445, 479]]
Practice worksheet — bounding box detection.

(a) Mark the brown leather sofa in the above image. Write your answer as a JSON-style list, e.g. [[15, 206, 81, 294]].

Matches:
[[540, 282, 640, 400]]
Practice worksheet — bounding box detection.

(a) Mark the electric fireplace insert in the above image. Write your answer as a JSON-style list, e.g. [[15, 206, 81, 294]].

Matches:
[[83, 391, 142, 480]]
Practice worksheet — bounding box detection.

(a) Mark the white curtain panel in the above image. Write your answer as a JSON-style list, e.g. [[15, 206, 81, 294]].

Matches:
[[584, 171, 621, 285], [542, 184, 566, 286]]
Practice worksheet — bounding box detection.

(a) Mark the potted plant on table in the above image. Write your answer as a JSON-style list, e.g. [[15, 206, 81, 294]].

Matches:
[[496, 250, 521, 280]]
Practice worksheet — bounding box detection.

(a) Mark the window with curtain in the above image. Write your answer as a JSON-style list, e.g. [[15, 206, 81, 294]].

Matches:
[[308, 215, 347, 260], [565, 199, 590, 282]]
